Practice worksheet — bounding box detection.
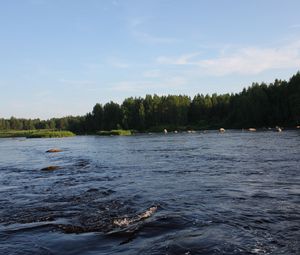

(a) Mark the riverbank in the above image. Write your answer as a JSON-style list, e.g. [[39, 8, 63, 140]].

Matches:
[[0, 130, 75, 138], [1, 126, 299, 138]]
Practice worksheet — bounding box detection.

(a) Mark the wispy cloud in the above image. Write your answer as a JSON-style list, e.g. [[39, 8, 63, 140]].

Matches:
[[107, 57, 130, 68], [110, 76, 187, 92], [290, 24, 300, 29], [129, 17, 180, 44], [157, 40, 300, 75], [59, 79, 96, 87], [84, 63, 103, 70], [157, 52, 201, 65], [112, 0, 119, 7], [132, 31, 180, 44], [143, 69, 161, 78]]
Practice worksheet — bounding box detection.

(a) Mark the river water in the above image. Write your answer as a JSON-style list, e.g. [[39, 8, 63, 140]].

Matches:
[[0, 131, 299, 254]]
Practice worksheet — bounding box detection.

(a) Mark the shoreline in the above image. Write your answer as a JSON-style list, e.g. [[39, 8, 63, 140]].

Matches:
[[0, 126, 299, 139]]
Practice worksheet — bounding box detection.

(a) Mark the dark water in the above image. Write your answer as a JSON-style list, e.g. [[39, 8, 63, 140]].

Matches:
[[0, 131, 299, 255]]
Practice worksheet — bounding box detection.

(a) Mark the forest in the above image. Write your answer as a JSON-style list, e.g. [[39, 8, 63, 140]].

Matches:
[[1, 72, 299, 133]]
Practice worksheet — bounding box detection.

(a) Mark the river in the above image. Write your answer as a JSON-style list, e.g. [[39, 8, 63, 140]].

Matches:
[[0, 130, 299, 254]]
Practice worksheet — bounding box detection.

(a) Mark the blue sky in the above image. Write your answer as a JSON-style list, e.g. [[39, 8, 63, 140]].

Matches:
[[1, 0, 300, 119]]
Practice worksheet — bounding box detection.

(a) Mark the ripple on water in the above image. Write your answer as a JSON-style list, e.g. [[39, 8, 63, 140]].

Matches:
[[0, 132, 299, 254]]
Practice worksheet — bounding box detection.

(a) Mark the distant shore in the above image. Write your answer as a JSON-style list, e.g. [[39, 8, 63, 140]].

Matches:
[[1, 72, 299, 135], [1, 126, 299, 139]]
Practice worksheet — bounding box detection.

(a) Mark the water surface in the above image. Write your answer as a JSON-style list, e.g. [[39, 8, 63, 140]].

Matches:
[[0, 131, 299, 254]]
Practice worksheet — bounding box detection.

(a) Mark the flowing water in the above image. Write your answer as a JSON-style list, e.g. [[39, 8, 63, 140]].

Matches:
[[0, 131, 299, 255]]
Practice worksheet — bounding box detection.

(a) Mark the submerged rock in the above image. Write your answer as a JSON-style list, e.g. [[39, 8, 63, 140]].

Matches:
[[41, 166, 60, 171], [46, 148, 62, 153], [113, 206, 158, 227]]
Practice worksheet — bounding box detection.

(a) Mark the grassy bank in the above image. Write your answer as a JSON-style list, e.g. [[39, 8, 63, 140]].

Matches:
[[0, 130, 75, 138], [97, 129, 132, 136]]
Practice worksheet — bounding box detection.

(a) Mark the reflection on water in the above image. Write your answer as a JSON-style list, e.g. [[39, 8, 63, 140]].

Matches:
[[0, 131, 299, 254]]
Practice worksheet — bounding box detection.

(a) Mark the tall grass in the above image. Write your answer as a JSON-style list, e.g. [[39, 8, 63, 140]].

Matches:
[[0, 130, 75, 138], [97, 129, 132, 136]]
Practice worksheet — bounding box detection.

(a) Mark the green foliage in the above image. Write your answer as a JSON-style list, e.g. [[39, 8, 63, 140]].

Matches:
[[27, 130, 75, 138], [97, 129, 132, 136], [92, 103, 103, 131], [0, 130, 75, 138], [103, 101, 122, 130]]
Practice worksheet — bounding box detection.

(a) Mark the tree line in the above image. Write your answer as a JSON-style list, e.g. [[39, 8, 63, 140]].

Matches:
[[1, 72, 299, 132]]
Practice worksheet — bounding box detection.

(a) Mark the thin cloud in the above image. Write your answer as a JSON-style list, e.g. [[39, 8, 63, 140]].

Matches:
[[129, 17, 180, 44], [143, 69, 161, 78], [157, 40, 300, 75], [107, 57, 130, 68], [112, 0, 119, 7], [290, 24, 300, 29], [157, 52, 201, 65], [110, 76, 187, 92], [132, 31, 180, 44], [59, 79, 96, 87]]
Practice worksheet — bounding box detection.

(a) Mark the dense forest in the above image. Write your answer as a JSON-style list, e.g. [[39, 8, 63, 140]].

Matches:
[[1, 72, 300, 133]]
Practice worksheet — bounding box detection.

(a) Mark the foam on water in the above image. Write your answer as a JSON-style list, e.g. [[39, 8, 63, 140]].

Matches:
[[113, 206, 158, 227]]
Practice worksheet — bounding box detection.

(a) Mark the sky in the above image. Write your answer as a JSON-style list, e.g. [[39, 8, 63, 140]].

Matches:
[[1, 0, 300, 119]]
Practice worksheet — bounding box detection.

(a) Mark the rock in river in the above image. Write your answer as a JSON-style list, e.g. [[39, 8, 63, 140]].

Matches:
[[46, 149, 62, 153], [41, 166, 60, 171]]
